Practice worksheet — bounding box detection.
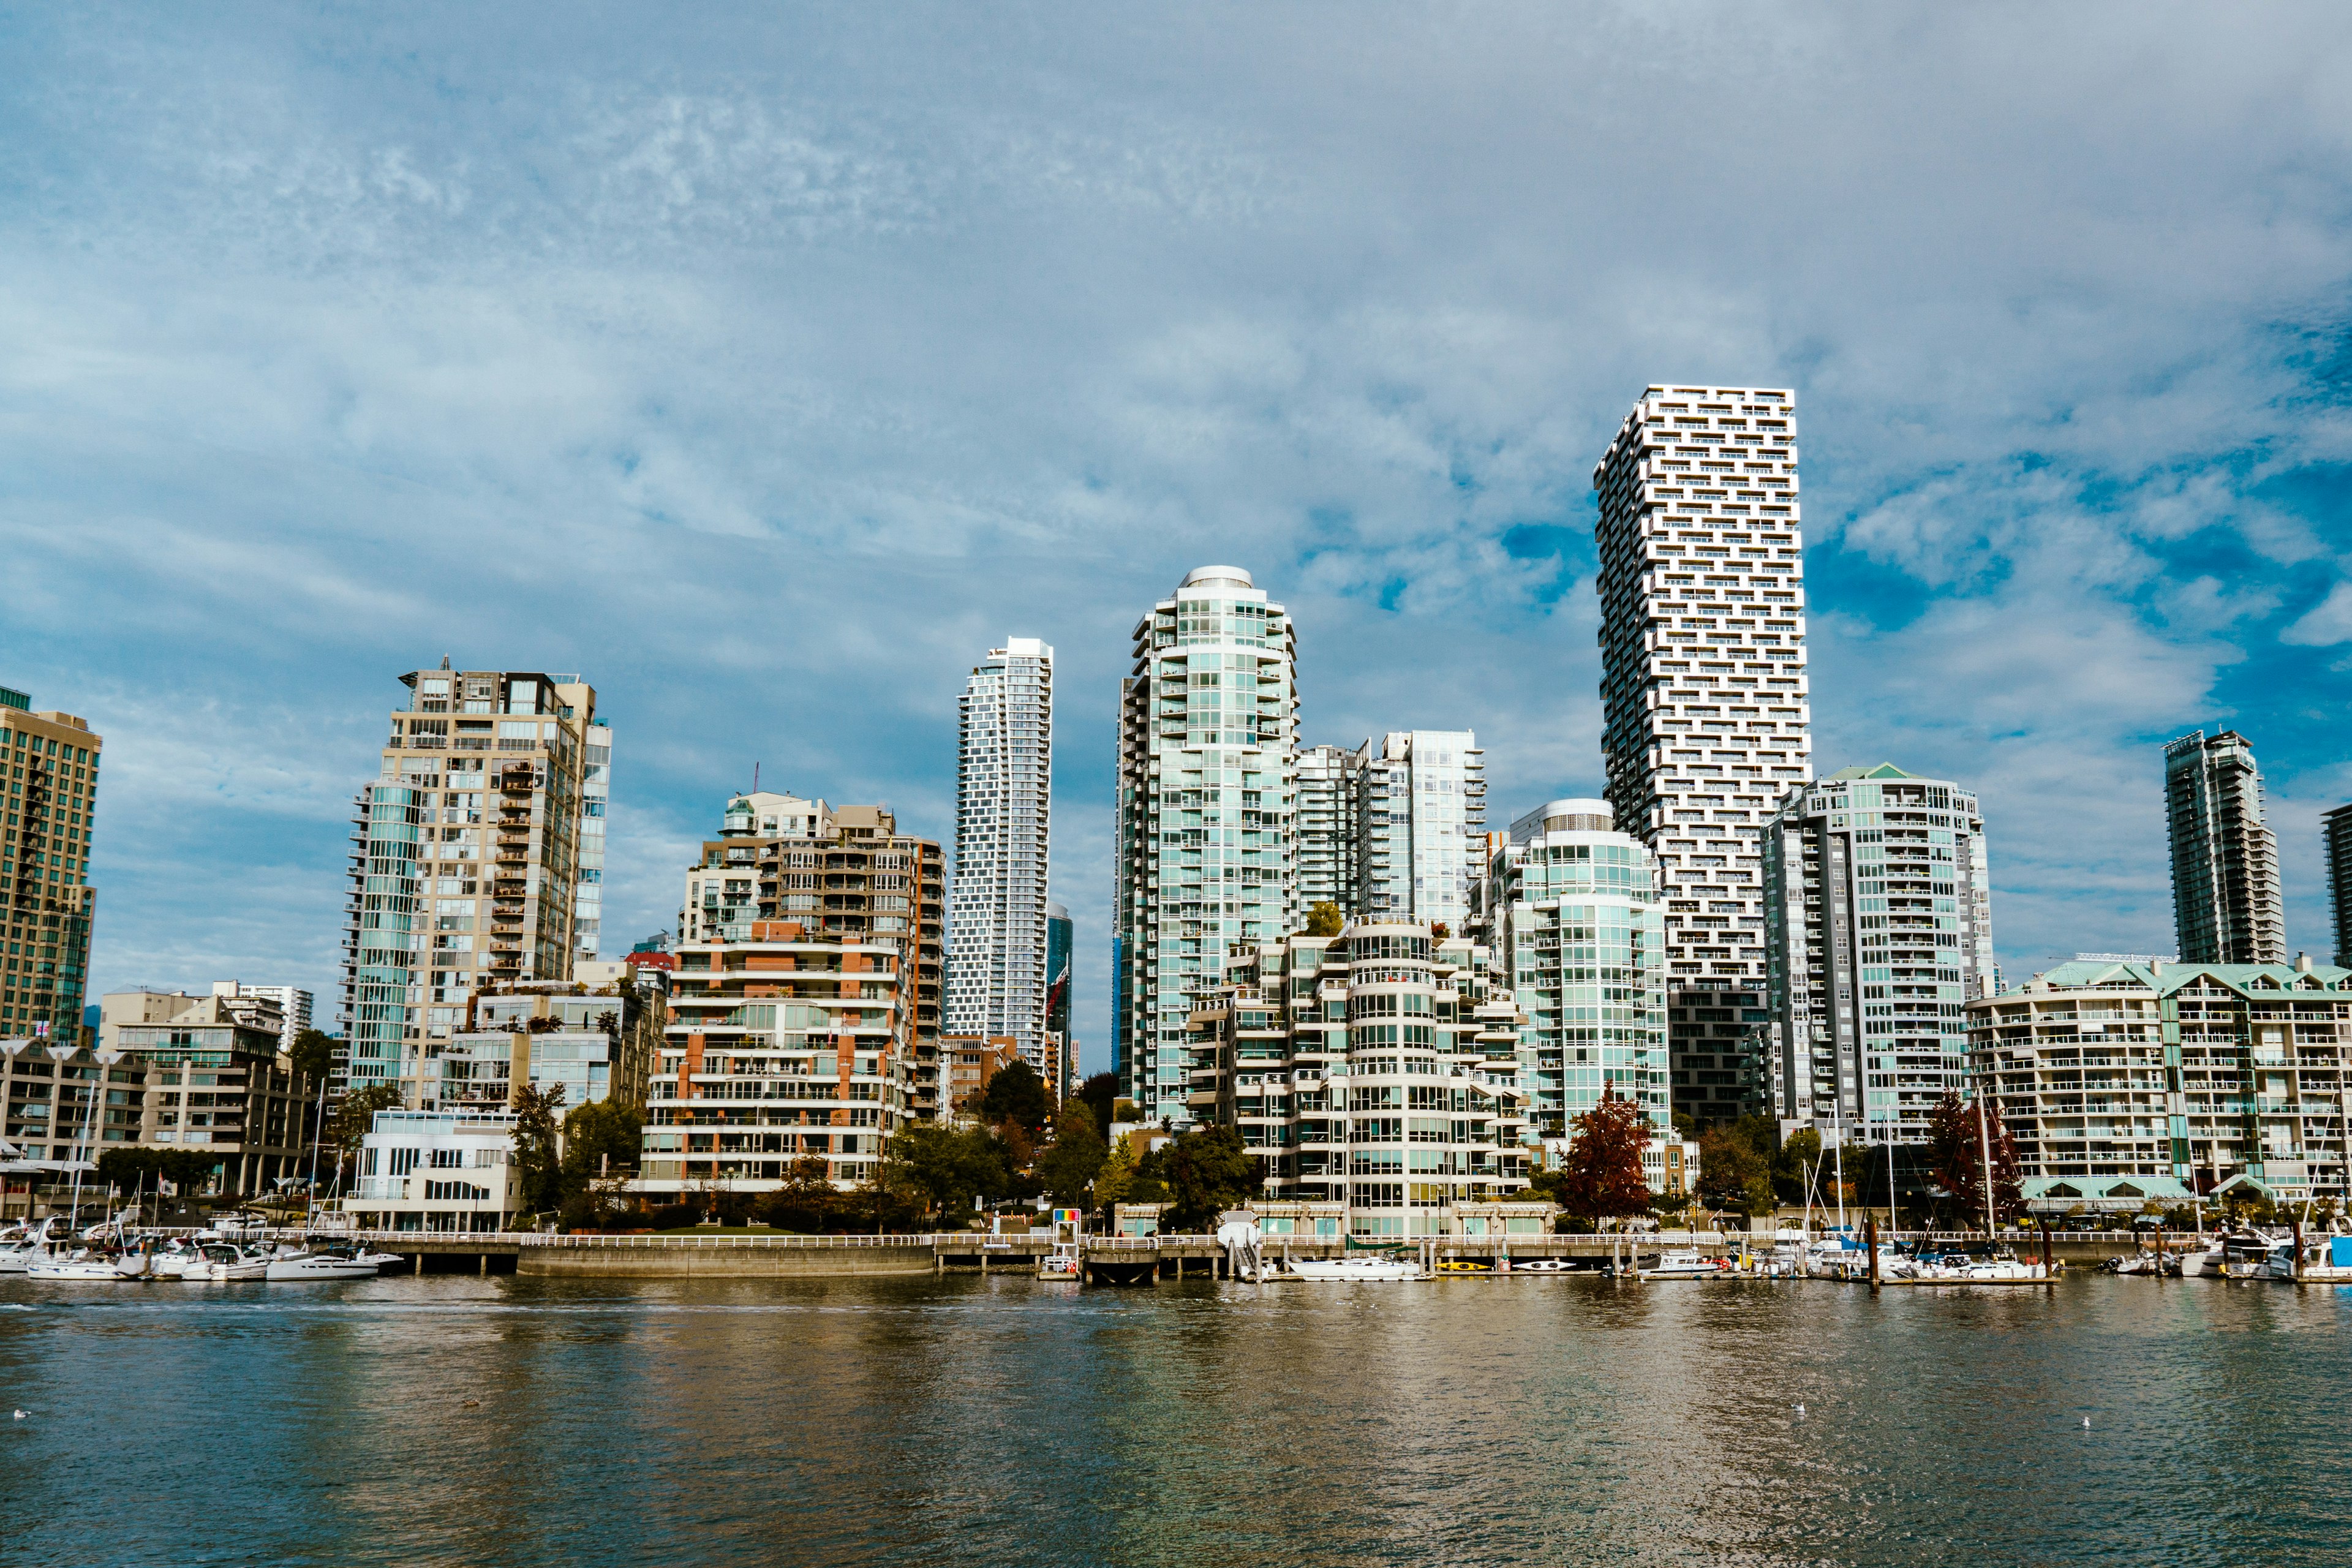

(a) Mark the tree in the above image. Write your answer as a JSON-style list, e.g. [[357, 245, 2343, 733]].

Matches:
[[1305, 901, 1345, 938], [96, 1147, 219, 1199], [1144, 1123, 1262, 1232], [287, 1028, 337, 1088], [1430, 922, 1450, 941], [1092, 1137, 1139, 1210], [1036, 1101, 1109, 1208], [511, 1083, 569, 1217], [882, 1122, 1012, 1218], [1774, 1125, 1823, 1207], [1552, 1087, 1654, 1227], [1077, 1071, 1118, 1137], [1697, 1117, 1776, 1218], [560, 1098, 644, 1190], [755, 1156, 841, 1232], [1926, 1091, 2023, 1230], [326, 1083, 404, 1164], [975, 1060, 1053, 1138]]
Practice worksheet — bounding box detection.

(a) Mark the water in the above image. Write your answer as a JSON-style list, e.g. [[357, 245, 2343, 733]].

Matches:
[[2, 1272, 2344, 1566]]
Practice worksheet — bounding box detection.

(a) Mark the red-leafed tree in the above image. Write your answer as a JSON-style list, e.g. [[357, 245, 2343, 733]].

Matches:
[[1926, 1091, 2024, 1229], [1555, 1085, 1655, 1226]]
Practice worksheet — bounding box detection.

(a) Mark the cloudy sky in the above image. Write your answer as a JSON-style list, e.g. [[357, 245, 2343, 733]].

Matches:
[[6, 5, 2350, 1066]]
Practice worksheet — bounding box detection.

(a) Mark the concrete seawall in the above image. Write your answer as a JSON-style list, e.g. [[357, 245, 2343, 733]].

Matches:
[[519, 1242, 939, 1278]]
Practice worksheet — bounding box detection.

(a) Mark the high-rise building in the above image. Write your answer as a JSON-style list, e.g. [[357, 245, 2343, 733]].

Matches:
[[1295, 743, 1362, 917], [1762, 766, 1994, 1146], [1116, 566, 1299, 1125], [2326, 802, 2352, 970], [1045, 899, 1074, 1103], [2165, 729, 2286, 965], [575, 721, 612, 961], [338, 665, 597, 1103], [1590, 384, 1812, 1124], [1, 686, 101, 1046], [671, 794, 946, 1125], [212, 981, 315, 1056], [1485, 799, 1669, 1147], [948, 637, 1055, 1084], [1355, 731, 1485, 931]]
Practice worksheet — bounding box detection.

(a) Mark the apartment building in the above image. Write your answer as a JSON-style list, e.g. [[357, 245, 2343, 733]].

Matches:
[[1045, 900, 1074, 1104], [1, 686, 101, 1046], [1355, 732, 1486, 930], [1589, 386, 1813, 1124], [1762, 766, 1995, 1145], [943, 1034, 1020, 1115], [576, 721, 614, 961], [1183, 922, 1532, 1237], [948, 638, 1055, 1084], [212, 981, 314, 1054], [2329, 801, 2352, 970], [1295, 744, 1362, 916], [432, 970, 662, 1112], [340, 664, 598, 1102], [2165, 729, 2286, 966], [672, 794, 944, 1121], [1116, 567, 1300, 1126], [2, 1039, 140, 1169], [1968, 957, 2352, 1211], [1484, 799, 1670, 1147], [108, 989, 319, 1196]]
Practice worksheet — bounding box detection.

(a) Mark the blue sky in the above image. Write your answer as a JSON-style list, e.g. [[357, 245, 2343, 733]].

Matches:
[[5, 6, 2350, 1068]]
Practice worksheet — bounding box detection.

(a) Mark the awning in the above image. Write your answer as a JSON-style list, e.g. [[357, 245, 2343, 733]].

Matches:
[[2212, 1173, 2282, 1202], [2024, 1175, 2195, 1211]]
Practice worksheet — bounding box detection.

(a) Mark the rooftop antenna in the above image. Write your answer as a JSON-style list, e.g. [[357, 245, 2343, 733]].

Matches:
[[753, 761, 760, 793]]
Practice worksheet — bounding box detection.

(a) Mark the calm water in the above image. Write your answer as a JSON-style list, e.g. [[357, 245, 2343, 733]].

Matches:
[[1, 1270, 2344, 1566]]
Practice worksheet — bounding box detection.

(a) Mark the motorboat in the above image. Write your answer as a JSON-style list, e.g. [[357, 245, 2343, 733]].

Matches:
[[2106, 1248, 2180, 1278], [146, 1239, 209, 1280], [1037, 1242, 1082, 1281], [194, 1243, 273, 1282], [2225, 1239, 2299, 1282], [26, 1248, 134, 1282], [1284, 1254, 1425, 1282], [1888, 1251, 2050, 1284], [264, 1249, 380, 1281], [1637, 1252, 1732, 1280], [0, 1219, 62, 1275]]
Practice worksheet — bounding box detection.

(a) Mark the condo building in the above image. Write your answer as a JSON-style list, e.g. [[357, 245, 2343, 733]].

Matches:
[[678, 790, 833, 946], [349, 1106, 523, 1232], [575, 722, 613, 960], [1590, 385, 1812, 1124], [1762, 767, 1994, 1145], [106, 988, 320, 1196], [1355, 732, 1486, 930], [2328, 802, 2352, 970], [434, 968, 663, 1113], [212, 981, 314, 1055], [1184, 922, 1532, 1236], [948, 637, 1055, 1086], [1115, 567, 1300, 1126], [2165, 729, 2286, 966], [1968, 957, 2352, 1212], [340, 665, 598, 1103], [1, 685, 101, 1046], [1046, 899, 1074, 1103], [1484, 799, 1669, 1147], [1295, 744, 1362, 916]]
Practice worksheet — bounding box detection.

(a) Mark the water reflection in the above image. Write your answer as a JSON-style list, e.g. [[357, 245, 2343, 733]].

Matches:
[[1, 1274, 2343, 1566]]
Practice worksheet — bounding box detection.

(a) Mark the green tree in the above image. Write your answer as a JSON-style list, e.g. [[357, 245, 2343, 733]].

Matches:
[[883, 1122, 1012, 1218], [1144, 1123, 1262, 1232], [1077, 1071, 1118, 1137], [1092, 1137, 1138, 1211], [559, 1098, 644, 1190], [326, 1083, 404, 1165], [754, 1156, 841, 1232], [1036, 1101, 1109, 1208], [1774, 1125, 1823, 1206], [511, 1083, 569, 1217], [1552, 1087, 1654, 1227], [1697, 1117, 1776, 1217], [287, 1028, 337, 1088], [1926, 1091, 2024, 1230], [976, 1060, 1053, 1138], [1305, 901, 1345, 938]]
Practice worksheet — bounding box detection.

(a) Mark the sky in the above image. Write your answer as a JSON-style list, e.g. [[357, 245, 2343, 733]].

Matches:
[[4, 4, 2351, 1070]]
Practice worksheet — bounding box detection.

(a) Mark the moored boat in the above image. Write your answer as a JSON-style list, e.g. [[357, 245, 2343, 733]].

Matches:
[[1284, 1254, 1424, 1282]]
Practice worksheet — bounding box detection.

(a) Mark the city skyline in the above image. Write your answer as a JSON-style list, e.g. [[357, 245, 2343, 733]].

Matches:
[[6, 10, 2351, 1077]]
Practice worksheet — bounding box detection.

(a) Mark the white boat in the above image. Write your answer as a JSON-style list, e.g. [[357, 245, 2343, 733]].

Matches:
[[1036, 1242, 1082, 1281], [265, 1250, 380, 1281], [2226, 1240, 2299, 1282], [194, 1243, 272, 1282], [1890, 1251, 2049, 1284], [1284, 1254, 1425, 1282], [0, 1219, 62, 1275], [26, 1249, 134, 1281], [1637, 1252, 1731, 1280]]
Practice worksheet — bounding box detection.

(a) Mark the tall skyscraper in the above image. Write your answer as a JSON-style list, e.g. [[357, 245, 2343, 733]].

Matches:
[[1295, 743, 1362, 916], [948, 638, 1055, 1084], [1486, 799, 1668, 1148], [1590, 385, 1812, 1125], [1045, 899, 1074, 1102], [1115, 566, 1298, 1125], [2165, 729, 2286, 965], [2326, 802, 2352, 970], [575, 721, 612, 961], [1761, 767, 1993, 1145], [1355, 731, 1486, 931], [0, 685, 101, 1045], [339, 665, 597, 1101]]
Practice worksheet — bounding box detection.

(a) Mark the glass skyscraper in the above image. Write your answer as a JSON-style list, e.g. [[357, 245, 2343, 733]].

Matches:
[[1115, 567, 1298, 1125], [948, 637, 1055, 1081]]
